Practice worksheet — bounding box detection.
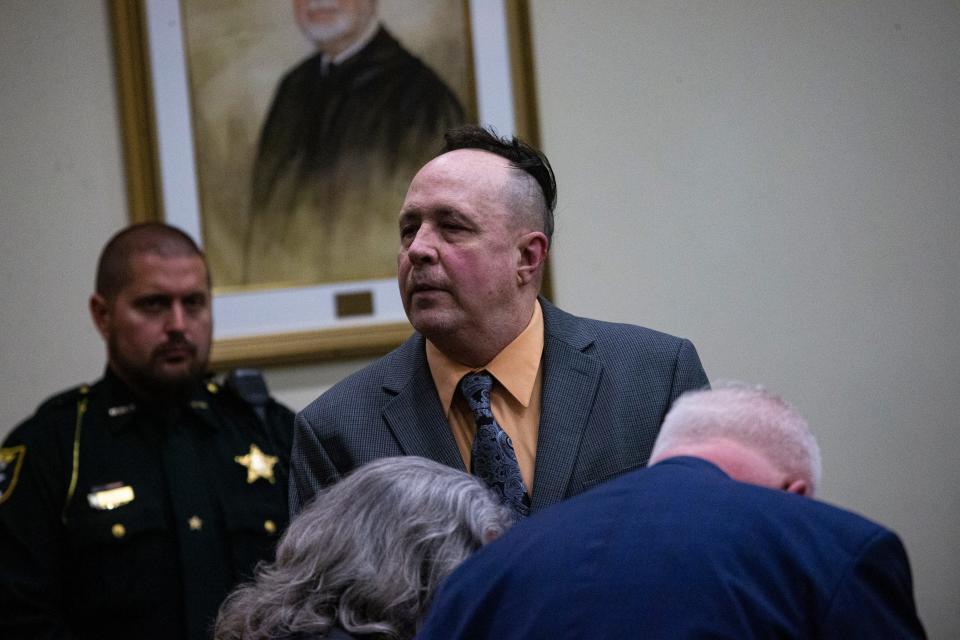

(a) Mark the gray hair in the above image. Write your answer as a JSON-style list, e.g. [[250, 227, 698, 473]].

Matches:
[[214, 456, 513, 640], [650, 382, 822, 494]]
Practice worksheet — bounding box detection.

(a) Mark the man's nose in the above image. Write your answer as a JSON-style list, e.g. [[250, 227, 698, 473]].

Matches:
[[165, 303, 187, 332], [406, 227, 439, 264]]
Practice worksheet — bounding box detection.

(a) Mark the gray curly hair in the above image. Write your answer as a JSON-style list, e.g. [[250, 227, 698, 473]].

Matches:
[[214, 456, 513, 639]]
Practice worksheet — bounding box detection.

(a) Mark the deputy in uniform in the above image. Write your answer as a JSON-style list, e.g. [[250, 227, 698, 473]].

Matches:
[[0, 223, 294, 640]]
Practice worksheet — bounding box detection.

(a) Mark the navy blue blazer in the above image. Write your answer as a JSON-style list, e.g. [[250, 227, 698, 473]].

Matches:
[[418, 456, 925, 639], [289, 299, 708, 514]]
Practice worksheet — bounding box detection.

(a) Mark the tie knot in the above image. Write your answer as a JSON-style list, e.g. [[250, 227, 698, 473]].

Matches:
[[459, 372, 494, 415]]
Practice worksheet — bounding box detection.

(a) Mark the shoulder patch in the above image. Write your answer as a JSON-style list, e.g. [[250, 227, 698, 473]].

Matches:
[[0, 445, 26, 505]]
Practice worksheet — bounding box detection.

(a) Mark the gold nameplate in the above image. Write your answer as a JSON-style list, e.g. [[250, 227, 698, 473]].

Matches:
[[87, 484, 135, 510]]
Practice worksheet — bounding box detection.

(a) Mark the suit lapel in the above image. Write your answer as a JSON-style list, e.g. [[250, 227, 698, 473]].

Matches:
[[381, 335, 466, 470], [531, 300, 603, 511]]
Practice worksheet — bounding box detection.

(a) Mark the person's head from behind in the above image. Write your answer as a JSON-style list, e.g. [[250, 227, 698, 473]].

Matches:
[[214, 456, 513, 640], [293, 0, 378, 56], [649, 383, 822, 497], [397, 125, 555, 366], [89, 223, 211, 400]]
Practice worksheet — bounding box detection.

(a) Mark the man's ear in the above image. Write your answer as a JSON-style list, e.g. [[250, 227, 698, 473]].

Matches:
[[516, 231, 549, 286], [784, 478, 811, 497], [483, 528, 502, 544], [89, 294, 111, 340]]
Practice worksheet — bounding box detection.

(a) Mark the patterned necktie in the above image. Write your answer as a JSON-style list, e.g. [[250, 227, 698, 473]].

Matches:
[[459, 372, 530, 519]]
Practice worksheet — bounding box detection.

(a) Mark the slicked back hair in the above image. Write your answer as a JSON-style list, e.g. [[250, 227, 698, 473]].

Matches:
[[95, 223, 206, 300], [214, 456, 513, 640], [442, 125, 556, 240], [650, 382, 822, 495]]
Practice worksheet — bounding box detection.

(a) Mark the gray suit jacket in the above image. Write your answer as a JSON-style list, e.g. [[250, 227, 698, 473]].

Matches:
[[289, 299, 708, 514]]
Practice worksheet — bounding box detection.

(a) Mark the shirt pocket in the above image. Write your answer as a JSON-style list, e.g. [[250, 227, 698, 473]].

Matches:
[[64, 500, 179, 616], [66, 500, 168, 546], [221, 497, 287, 579]]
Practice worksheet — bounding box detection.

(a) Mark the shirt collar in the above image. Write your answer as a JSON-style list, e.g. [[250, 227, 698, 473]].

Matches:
[[323, 20, 381, 67], [427, 301, 544, 415], [100, 367, 217, 433]]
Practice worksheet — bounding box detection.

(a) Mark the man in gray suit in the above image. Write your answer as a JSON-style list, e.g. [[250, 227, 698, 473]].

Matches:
[[289, 126, 708, 516]]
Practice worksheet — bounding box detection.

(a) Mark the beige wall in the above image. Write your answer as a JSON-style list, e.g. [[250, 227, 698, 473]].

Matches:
[[529, 1, 959, 633], [1, 1, 127, 415], [1, 1, 957, 635]]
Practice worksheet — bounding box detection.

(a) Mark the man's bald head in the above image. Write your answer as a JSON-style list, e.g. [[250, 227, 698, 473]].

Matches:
[[441, 126, 556, 242], [96, 223, 207, 301]]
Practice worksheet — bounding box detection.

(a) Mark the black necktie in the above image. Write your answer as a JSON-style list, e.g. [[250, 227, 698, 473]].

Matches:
[[459, 372, 529, 519]]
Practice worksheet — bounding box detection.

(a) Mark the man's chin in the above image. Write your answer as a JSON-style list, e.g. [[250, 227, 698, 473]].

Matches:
[[409, 309, 459, 338], [153, 353, 196, 372], [155, 369, 197, 384], [142, 362, 205, 396], [110, 355, 207, 399]]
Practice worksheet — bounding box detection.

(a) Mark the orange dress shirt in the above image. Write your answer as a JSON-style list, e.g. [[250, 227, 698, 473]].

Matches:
[[426, 301, 544, 493]]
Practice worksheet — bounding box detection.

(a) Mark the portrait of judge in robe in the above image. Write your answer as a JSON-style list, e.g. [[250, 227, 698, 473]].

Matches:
[[181, 0, 470, 288]]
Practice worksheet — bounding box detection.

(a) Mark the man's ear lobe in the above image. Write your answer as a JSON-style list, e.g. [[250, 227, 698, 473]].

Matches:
[[783, 478, 811, 497], [89, 294, 111, 339], [516, 232, 549, 285]]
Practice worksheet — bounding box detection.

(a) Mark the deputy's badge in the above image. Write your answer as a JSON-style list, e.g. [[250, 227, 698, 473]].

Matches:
[[87, 482, 135, 510], [234, 444, 278, 484], [0, 445, 26, 505]]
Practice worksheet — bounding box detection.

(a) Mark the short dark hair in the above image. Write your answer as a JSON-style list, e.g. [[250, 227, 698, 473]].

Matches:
[[96, 223, 206, 299], [442, 125, 556, 239]]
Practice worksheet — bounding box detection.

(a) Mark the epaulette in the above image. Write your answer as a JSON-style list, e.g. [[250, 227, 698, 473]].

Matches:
[[34, 384, 92, 415]]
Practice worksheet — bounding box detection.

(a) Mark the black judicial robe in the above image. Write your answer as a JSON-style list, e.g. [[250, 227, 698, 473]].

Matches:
[[246, 27, 465, 285]]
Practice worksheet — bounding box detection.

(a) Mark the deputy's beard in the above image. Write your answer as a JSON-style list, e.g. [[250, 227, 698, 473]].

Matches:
[[108, 337, 208, 403]]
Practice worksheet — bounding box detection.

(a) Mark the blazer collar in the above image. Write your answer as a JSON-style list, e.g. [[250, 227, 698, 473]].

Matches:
[[540, 296, 596, 351], [530, 298, 604, 510], [653, 455, 732, 480], [380, 334, 466, 470], [380, 299, 607, 504]]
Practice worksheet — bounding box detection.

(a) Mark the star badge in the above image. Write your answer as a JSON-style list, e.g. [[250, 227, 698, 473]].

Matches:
[[233, 444, 278, 484]]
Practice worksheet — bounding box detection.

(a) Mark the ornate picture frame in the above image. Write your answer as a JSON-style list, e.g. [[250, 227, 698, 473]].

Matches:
[[110, 0, 541, 368]]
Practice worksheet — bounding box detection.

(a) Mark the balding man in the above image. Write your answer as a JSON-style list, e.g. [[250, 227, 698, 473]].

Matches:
[[290, 126, 709, 519], [418, 384, 926, 639], [0, 223, 294, 640]]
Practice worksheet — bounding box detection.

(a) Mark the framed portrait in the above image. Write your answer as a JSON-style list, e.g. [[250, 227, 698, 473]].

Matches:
[[110, 0, 541, 368]]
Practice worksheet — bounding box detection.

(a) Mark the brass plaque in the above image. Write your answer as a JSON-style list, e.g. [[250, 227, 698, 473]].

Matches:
[[335, 291, 374, 318]]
